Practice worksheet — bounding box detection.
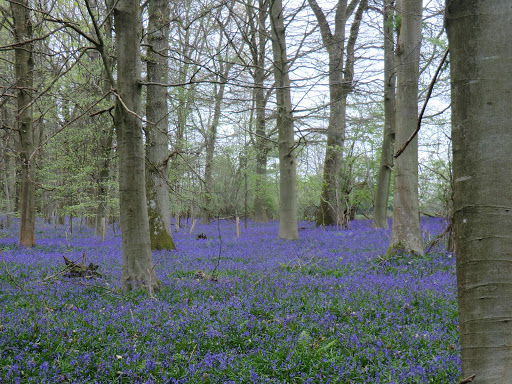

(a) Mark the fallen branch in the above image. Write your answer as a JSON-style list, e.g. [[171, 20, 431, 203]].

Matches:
[[194, 270, 218, 282], [63, 251, 101, 279]]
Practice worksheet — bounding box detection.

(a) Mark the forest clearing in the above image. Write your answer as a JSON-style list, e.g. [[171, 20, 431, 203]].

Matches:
[[0, 217, 460, 383]]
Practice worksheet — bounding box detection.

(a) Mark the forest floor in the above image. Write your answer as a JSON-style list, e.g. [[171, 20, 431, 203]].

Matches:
[[0, 217, 460, 383]]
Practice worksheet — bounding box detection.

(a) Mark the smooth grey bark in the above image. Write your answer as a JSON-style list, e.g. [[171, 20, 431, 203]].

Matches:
[[94, 124, 114, 238], [114, 0, 158, 291], [251, 0, 270, 223], [145, 0, 176, 250], [93, 0, 114, 239], [446, 1, 512, 382], [308, 0, 366, 227], [0, 110, 12, 229], [372, 0, 396, 229], [10, 0, 36, 247], [269, 0, 298, 240], [388, 0, 423, 255]]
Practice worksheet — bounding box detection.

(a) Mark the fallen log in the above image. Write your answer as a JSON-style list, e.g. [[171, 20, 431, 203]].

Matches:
[[63, 251, 101, 279]]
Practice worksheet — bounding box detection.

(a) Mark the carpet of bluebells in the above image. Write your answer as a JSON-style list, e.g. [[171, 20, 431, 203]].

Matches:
[[0, 217, 461, 383]]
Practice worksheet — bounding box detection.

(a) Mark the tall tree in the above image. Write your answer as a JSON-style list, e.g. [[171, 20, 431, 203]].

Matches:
[[372, 0, 396, 229], [168, 0, 204, 225], [0, 110, 13, 229], [269, 0, 298, 239], [308, 0, 367, 227], [92, 0, 115, 239], [114, 0, 158, 291], [388, 0, 423, 254], [200, 39, 233, 225], [10, 0, 36, 246], [250, 0, 271, 223], [447, 1, 512, 382], [145, 0, 176, 250]]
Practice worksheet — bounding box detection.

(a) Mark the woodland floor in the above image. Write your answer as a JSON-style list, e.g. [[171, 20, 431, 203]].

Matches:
[[0, 217, 460, 383]]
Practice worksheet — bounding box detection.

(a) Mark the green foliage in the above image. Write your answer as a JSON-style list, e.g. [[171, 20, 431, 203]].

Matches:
[[297, 174, 322, 221], [392, 15, 402, 32], [426, 37, 448, 49], [419, 157, 452, 217], [384, 14, 401, 32]]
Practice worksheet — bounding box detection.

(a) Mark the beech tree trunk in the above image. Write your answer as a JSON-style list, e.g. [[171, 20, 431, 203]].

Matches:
[[0, 110, 12, 229], [388, 0, 423, 255], [114, 0, 158, 291], [93, 0, 114, 239], [10, 0, 36, 247], [372, 0, 396, 229], [252, 0, 270, 223], [94, 127, 114, 238], [447, 1, 512, 382], [308, 0, 366, 227], [170, 61, 190, 226], [145, 0, 176, 250], [269, 0, 298, 240]]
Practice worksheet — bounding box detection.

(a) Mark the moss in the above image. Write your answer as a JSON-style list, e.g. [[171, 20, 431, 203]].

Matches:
[[147, 204, 176, 251], [150, 227, 176, 251]]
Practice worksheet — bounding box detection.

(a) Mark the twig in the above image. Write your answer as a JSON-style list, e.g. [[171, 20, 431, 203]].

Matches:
[[376, 255, 386, 265], [457, 374, 475, 384], [38, 264, 72, 283], [40, 253, 96, 282], [112, 90, 155, 126], [30, 90, 112, 164], [188, 343, 197, 363], [394, 48, 449, 158], [90, 105, 114, 117], [0, 25, 68, 50], [424, 221, 452, 253]]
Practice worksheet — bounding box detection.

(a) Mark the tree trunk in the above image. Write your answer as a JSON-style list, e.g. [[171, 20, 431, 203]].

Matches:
[[308, 0, 366, 227], [388, 0, 423, 255], [372, 0, 396, 229], [200, 40, 233, 225], [94, 128, 114, 238], [10, 0, 36, 247], [316, 92, 346, 227], [269, 0, 298, 240], [253, 140, 269, 222], [94, 0, 114, 239], [252, 0, 270, 223], [169, 25, 196, 223], [145, 0, 176, 250], [447, 1, 512, 382], [0, 110, 12, 229], [3, 170, 11, 229], [114, 0, 158, 292]]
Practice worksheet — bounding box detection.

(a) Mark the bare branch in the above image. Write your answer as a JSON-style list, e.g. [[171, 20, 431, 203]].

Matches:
[[394, 48, 449, 158]]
